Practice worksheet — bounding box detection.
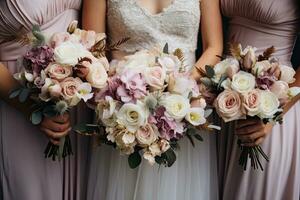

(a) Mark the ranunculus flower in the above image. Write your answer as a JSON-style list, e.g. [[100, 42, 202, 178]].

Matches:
[[45, 63, 72, 81], [258, 91, 280, 119], [160, 94, 190, 121], [158, 55, 181, 74], [241, 89, 261, 116], [279, 65, 296, 84], [185, 107, 207, 126], [136, 124, 158, 146], [53, 41, 92, 65], [116, 102, 148, 132], [60, 77, 82, 106], [270, 81, 289, 101], [86, 59, 108, 89], [214, 90, 245, 122], [231, 71, 256, 93], [144, 66, 166, 90]]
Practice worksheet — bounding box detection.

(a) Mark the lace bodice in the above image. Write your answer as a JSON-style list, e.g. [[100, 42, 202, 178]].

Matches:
[[107, 0, 201, 54]]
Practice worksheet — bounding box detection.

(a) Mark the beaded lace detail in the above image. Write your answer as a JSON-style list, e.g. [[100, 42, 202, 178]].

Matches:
[[107, 0, 200, 53]]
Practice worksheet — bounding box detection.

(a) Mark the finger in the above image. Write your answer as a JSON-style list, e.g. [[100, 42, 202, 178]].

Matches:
[[236, 118, 261, 129], [41, 119, 70, 132], [41, 127, 71, 139], [238, 131, 265, 142], [243, 137, 265, 147], [235, 124, 263, 135], [52, 113, 70, 124]]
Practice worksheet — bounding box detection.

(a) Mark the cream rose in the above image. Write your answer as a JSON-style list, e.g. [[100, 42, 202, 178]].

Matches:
[[231, 71, 256, 93], [270, 81, 289, 100], [60, 77, 82, 106], [160, 94, 190, 121], [144, 66, 166, 90], [241, 89, 261, 116], [287, 87, 300, 99], [213, 58, 239, 83], [117, 103, 148, 132], [158, 55, 181, 74], [86, 60, 108, 89], [45, 63, 72, 81], [54, 41, 92, 65], [214, 90, 245, 122], [136, 124, 159, 146], [258, 91, 280, 119], [279, 65, 296, 84]]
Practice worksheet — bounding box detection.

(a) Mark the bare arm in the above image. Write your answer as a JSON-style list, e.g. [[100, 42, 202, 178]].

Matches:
[[82, 0, 106, 32], [192, 0, 223, 81]]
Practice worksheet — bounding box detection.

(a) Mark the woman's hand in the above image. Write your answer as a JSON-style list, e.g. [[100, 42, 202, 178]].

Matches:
[[40, 113, 71, 145], [235, 118, 273, 147]]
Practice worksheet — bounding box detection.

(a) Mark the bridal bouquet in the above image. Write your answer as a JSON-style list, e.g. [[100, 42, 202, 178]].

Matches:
[[10, 21, 109, 160], [76, 44, 217, 168], [200, 44, 300, 170]]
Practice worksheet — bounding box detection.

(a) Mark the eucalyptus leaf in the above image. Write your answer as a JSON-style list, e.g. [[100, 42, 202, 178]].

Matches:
[[194, 134, 203, 141], [217, 74, 228, 90], [205, 65, 215, 78], [74, 123, 101, 135], [43, 105, 57, 118], [18, 88, 30, 103], [186, 134, 195, 147], [9, 88, 21, 99], [163, 43, 169, 54], [164, 149, 176, 167], [204, 109, 213, 118], [31, 111, 43, 125], [200, 77, 213, 87], [128, 151, 142, 169]]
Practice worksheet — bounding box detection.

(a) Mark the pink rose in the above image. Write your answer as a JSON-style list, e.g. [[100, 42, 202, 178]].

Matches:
[[50, 32, 70, 48], [144, 66, 166, 90], [241, 89, 261, 116], [45, 63, 72, 81], [270, 81, 289, 102], [214, 90, 245, 122], [60, 77, 82, 106], [136, 124, 159, 146]]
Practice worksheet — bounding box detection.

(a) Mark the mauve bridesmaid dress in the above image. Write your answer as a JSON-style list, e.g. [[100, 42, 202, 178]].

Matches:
[[0, 1, 91, 199], [218, 0, 300, 200]]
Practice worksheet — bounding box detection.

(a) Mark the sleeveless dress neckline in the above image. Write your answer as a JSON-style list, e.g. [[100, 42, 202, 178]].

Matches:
[[133, 0, 176, 17]]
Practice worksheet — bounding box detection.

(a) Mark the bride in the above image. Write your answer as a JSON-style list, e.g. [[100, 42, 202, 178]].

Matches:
[[83, 0, 223, 199]]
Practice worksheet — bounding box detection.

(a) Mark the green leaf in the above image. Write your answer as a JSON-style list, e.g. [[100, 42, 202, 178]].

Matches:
[[164, 149, 176, 167], [200, 77, 213, 87], [217, 74, 228, 90], [31, 111, 43, 125], [186, 134, 195, 147], [205, 65, 215, 78], [9, 88, 21, 99], [194, 134, 203, 141], [128, 151, 142, 169], [74, 123, 101, 135], [18, 88, 30, 103], [43, 105, 57, 118], [163, 43, 169, 54]]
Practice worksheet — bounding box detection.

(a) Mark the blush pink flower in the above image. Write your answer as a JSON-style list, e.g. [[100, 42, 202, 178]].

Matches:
[[50, 32, 71, 48]]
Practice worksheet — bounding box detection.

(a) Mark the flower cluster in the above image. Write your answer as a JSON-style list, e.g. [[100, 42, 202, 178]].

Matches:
[[203, 45, 299, 123], [93, 46, 212, 167], [12, 21, 108, 160]]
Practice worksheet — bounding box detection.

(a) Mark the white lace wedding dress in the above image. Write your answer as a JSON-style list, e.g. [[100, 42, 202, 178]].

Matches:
[[87, 0, 219, 199]]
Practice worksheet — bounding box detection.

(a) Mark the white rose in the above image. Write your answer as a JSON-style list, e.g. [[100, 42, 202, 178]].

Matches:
[[287, 87, 300, 99], [168, 75, 196, 98], [213, 58, 239, 83], [185, 107, 207, 126], [279, 65, 296, 84], [136, 124, 159, 146], [258, 91, 280, 119], [117, 103, 148, 132], [160, 94, 190, 121], [86, 60, 108, 89], [231, 71, 256, 93], [54, 41, 92, 65], [158, 55, 181, 73]]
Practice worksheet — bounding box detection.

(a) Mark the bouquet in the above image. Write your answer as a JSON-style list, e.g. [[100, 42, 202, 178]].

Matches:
[[10, 21, 110, 160], [76, 44, 218, 168], [200, 44, 300, 170]]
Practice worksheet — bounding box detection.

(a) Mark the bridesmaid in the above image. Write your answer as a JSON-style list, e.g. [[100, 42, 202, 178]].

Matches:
[[218, 0, 300, 199], [0, 1, 90, 199]]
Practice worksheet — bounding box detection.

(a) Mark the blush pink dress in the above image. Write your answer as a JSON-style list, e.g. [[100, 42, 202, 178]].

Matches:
[[218, 0, 300, 199], [0, 1, 91, 199]]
